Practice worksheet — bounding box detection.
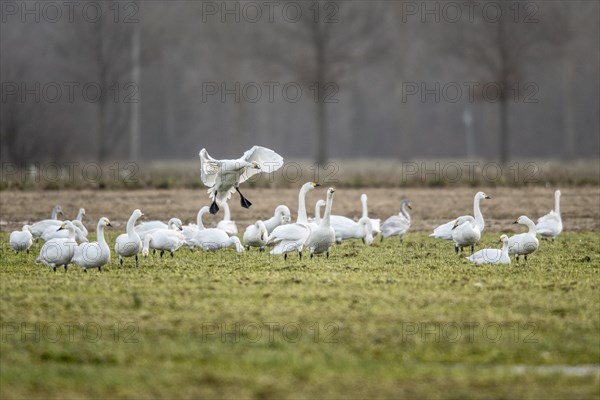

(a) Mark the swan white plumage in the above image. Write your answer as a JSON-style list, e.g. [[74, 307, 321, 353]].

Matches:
[[451, 215, 481, 254], [199, 146, 284, 214], [308, 199, 327, 229], [135, 217, 182, 239], [30, 205, 64, 238], [467, 234, 511, 265], [508, 215, 539, 262], [267, 182, 319, 259], [74, 208, 88, 236], [186, 228, 244, 252], [182, 206, 210, 246], [431, 192, 491, 239], [535, 190, 562, 240], [361, 194, 381, 237], [263, 205, 291, 234], [331, 216, 374, 245], [41, 220, 88, 243], [36, 220, 77, 271], [306, 188, 337, 258], [72, 217, 112, 272], [115, 209, 144, 268], [216, 200, 238, 237], [243, 220, 268, 251], [381, 200, 412, 242], [9, 225, 33, 253], [142, 229, 186, 258]]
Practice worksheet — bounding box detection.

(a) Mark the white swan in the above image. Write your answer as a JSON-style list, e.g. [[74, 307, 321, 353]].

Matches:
[[41, 220, 88, 243], [451, 215, 481, 254], [381, 200, 412, 242], [243, 220, 268, 251], [9, 225, 33, 253], [431, 192, 491, 239], [182, 206, 210, 245], [308, 199, 327, 229], [142, 229, 186, 258], [536, 190, 562, 240], [331, 216, 373, 245], [187, 228, 244, 252], [72, 217, 112, 272], [508, 215, 539, 262], [361, 194, 381, 237], [135, 217, 182, 239], [74, 208, 88, 236], [30, 205, 64, 238], [267, 182, 319, 259], [263, 205, 291, 234], [306, 188, 337, 258], [467, 234, 511, 265], [115, 209, 144, 268], [200, 146, 284, 214], [216, 200, 238, 237], [36, 220, 77, 271]]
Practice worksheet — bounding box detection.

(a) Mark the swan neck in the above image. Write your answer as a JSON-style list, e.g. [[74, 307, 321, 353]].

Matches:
[[361, 196, 368, 219], [474, 196, 484, 230], [222, 202, 231, 221], [197, 210, 206, 229], [321, 196, 333, 226], [501, 241, 509, 255], [314, 203, 322, 224], [297, 186, 309, 224], [400, 203, 411, 221], [143, 234, 152, 250], [51, 209, 59, 219], [554, 193, 561, 217], [127, 214, 140, 239], [97, 223, 107, 247]]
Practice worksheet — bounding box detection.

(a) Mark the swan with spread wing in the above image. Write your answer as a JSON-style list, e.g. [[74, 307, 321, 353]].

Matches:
[[199, 146, 284, 214]]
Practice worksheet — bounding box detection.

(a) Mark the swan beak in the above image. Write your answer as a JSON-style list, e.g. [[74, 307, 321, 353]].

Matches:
[[312, 182, 321, 187], [407, 203, 413, 210], [57, 224, 65, 231], [452, 222, 459, 230], [485, 195, 492, 199], [513, 220, 518, 224], [106, 222, 112, 227]]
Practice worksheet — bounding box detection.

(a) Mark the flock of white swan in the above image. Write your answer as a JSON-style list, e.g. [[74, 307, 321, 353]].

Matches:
[[7, 146, 563, 272]]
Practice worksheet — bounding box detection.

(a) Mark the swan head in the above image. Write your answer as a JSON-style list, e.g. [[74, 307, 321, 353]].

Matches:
[[304, 182, 321, 191], [401, 200, 412, 210], [79, 208, 86, 216], [53, 205, 63, 216], [168, 218, 183, 231], [452, 216, 474, 230], [499, 234, 509, 243], [514, 215, 533, 226], [327, 187, 335, 197], [476, 192, 492, 200], [275, 205, 291, 220], [361, 193, 367, 202], [316, 199, 326, 208], [132, 209, 144, 219], [23, 225, 32, 232], [359, 217, 374, 245], [100, 217, 112, 227], [230, 236, 244, 253], [57, 220, 75, 232], [555, 190, 561, 198]]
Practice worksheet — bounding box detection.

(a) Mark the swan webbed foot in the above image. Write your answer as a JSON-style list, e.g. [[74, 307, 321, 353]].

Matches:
[[210, 196, 220, 215], [53, 267, 57, 272], [236, 187, 252, 209]]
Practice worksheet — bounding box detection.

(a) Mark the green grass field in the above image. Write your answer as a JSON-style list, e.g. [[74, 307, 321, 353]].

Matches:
[[1, 232, 599, 399]]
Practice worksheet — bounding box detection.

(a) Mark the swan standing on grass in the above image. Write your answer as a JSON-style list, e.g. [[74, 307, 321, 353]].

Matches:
[[30, 205, 63, 238], [199, 146, 284, 214], [467, 234, 511, 265], [536, 190, 563, 240], [306, 188, 337, 258], [430, 192, 491, 240], [41, 220, 88, 243], [216, 200, 238, 237], [186, 228, 244, 252], [508, 216, 539, 262], [331, 217, 374, 245], [72, 217, 112, 272], [243, 220, 269, 251], [263, 205, 291, 234], [361, 194, 381, 237], [115, 209, 144, 268], [9, 225, 33, 253], [36, 221, 77, 271], [142, 229, 186, 258], [451, 215, 481, 254], [267, 182, 320, 260], [135, 217, 182, 239], [381, 200, 412, 242]]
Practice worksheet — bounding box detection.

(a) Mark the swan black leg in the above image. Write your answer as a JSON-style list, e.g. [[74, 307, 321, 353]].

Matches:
[[170, 251, 174, 258], [236, 187, 252, 209], [135, 254, 139, 268], [53, 267, 57, 272], [455, 245, 459, 254], [84, 269, 88, 273], [210, 192, 220, 215], [298, 251, 302, 260], [471, 244, 474, 254], [326, 250, 330, 259], [64, 264, 68, 272], [380, 236, 384, 243], [120, 257, 123, 268], [524, 255, 528, 261], [160, 250, 164, 258], [284, 253, 287, 261]]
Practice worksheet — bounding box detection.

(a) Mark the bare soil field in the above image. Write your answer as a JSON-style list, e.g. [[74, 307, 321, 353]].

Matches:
[[1, 186, 598, 233]]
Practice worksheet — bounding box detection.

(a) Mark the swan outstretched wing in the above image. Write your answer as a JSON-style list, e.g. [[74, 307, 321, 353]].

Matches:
[[199, 148, 220, 187], [239, 146, 284, 184]]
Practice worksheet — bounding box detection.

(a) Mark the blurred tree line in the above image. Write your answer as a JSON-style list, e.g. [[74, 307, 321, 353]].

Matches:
[[1, 0, 598, 166]]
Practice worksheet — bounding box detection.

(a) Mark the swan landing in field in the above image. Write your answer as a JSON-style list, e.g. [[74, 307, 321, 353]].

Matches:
[[199, 146, 284, 214]]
